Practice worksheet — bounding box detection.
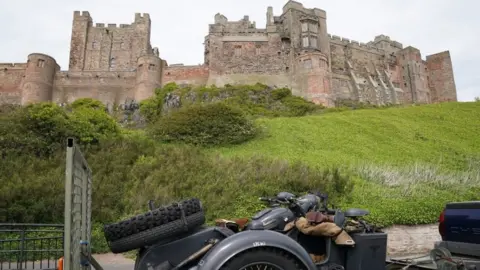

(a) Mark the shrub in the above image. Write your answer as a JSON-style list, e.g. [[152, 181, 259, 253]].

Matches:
[[149, 103, 258, 146], [282, 96, 319, 116], [0, 101, 120, 157], [271, 88, 292, 100], [139, 83, 325, 121], [69, 98, 106, 111], [139, 82, 180, 123], [69, 107, 120, 144], [0, 103, 71, 156]]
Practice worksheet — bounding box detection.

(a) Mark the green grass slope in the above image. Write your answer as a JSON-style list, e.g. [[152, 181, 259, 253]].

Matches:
[[214, 102, 480, 225], [217, 102, 480, 170]]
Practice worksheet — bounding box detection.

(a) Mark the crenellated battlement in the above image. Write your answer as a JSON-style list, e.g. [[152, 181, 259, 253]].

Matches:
[[134, 13, 150, 23], [0, 63, 27, 69], [93, 23, 132, 28], [328, 34, 383, 53], [282, 1, 326, 18], [73, 11, 91, 19], [371, 34, 403, 49], [76, 12, 149, 30]]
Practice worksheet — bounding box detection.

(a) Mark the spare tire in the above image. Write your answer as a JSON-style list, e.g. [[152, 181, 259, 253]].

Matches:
[[103, 198, 205, 253]]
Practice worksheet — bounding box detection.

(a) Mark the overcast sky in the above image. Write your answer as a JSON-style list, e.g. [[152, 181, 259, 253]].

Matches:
[[1, 0, 478, 101]]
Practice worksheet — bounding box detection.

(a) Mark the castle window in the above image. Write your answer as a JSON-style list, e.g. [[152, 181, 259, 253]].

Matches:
[[37, 59, 45, 68], [301, 22, 308, 32], [310, 37, 317, 48], [309, 23, 318, 33], [302, 36, 309, 47], [109, 57, 116, 68], [92, 41, 98, 49], [138, 64, 143, 68], [120, 42, 125, 49], [234, 45, 242, 56], [255, 45, 261, 55], [149, 64, 156, 70]]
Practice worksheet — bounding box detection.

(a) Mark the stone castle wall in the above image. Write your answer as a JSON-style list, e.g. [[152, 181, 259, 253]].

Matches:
[[0, 0, 457, 107]]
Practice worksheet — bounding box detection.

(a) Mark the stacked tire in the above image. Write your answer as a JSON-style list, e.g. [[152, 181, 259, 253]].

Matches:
[[103, 198, 206, 253]]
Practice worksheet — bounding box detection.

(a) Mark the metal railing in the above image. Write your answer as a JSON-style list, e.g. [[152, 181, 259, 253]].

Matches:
[[0, 224, 64, 270], [64, 138, 92, 270], [1, 137, 95, 270]]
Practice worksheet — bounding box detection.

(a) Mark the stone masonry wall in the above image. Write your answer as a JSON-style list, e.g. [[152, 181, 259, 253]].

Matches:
[[426, 51, 457, 103], [163, 65, 209, 86], [0, 63, 25, 104], [53, 71, 136, 105]]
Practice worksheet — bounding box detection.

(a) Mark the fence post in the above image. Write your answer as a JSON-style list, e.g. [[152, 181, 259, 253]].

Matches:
[[64, 138, 74, 270], [18, 229, 25, 270]]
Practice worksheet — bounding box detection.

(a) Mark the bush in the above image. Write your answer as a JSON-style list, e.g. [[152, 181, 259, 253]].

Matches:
[[149, 103, 258, 146], [69, 98, 106, 111], [69, 107, 120, 144], [0, 103, 72, 156], [139, 83, 324, 122], [0, 101, 120, 157]]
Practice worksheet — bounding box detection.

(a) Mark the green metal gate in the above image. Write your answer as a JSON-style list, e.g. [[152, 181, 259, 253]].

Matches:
[[63, 138, 92, 270], [1, 138, 94, 270]]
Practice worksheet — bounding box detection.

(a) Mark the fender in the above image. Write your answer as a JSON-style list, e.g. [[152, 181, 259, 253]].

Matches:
[[195, 230, 317, 270]]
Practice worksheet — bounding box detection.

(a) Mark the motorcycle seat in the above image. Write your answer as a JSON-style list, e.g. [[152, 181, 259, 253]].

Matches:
[[344, 208, 370, 217], [215, 218, 249, 233]]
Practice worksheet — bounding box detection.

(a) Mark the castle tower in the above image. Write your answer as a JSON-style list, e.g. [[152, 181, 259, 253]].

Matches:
[[20, 53, 60, 105], [134, 54, 163, 101], [293, 52, 331, 106], [69, 11, 92, 71]]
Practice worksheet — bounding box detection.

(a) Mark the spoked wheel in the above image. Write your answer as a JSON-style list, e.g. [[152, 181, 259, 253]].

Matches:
[[239, 262, 284, 270], [220, 248, 304, 270]]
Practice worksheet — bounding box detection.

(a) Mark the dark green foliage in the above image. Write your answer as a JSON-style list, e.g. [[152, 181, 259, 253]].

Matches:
[[149, 103, 258, 146], [0, 101, 120, 157], [69, 98, 106, 110], [139, 82, 324, 123], [0, 129, 354, 253], [0, 103, 71, 156]]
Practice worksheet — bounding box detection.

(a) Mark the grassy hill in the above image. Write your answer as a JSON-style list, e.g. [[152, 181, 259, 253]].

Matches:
[[1, 85, 479, 253], [213, 101, 480, 226], [216, 102, 480, 171]]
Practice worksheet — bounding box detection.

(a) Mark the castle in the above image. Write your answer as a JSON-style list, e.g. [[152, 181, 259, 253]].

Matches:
[[0, 1, 457, 107]]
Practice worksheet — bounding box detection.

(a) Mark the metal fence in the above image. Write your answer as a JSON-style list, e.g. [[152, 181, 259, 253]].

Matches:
[[0, 224, 64, 270], [1, 139, 94, 270], [64, 138, 92, 270]]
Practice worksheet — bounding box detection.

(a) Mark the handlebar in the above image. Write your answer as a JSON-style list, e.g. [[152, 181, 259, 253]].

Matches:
[[258, 196, 295, 204]]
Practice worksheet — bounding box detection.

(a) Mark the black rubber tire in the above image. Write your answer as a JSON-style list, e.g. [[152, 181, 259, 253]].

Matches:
[[219, 247, 305, 270], [103, 198, 205, 253], [103, 198, 203, 242], [108, 211, 205, 253]]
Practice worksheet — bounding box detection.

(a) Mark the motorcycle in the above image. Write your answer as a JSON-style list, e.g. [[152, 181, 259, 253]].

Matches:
[[103, 191, 388, 270]]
